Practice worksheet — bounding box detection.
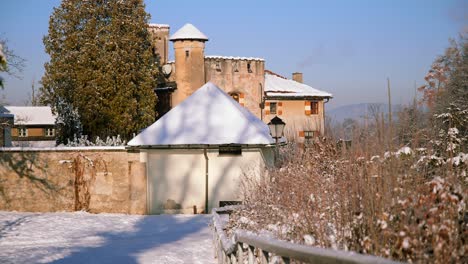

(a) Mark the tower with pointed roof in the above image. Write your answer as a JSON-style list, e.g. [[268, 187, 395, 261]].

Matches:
[[169, 23, 209, 106]]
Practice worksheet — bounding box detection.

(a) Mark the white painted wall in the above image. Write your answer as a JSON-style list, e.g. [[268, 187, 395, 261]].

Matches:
[[144, 147, 273, 214]]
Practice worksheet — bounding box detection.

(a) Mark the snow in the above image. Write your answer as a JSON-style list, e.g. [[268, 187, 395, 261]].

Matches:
[[396, 146, 413, 156], [448, 152, 467, 166], [265, 73, 333, 98], [169, 23, 208, 41], [0, 211, 214, 264], [148, 23, 169, 28], [128, 82, 275, 146], [205, 55, 264, 61], [3, 106, 56, 125], [0, 146, 126, 152]]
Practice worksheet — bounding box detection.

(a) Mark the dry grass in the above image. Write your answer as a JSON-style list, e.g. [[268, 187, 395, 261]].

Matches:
[[228, 123, 467, 263]]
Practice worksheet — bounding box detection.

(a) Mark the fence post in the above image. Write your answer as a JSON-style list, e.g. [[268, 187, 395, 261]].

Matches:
[[230, 253, 237, 264], [218, 243, 224, 264], [213, 232, 219, 259], [281, 256, 290, 264], [259, 249, 268, 264], [237, 244, 244, 264], [248, 245, 255, 264]]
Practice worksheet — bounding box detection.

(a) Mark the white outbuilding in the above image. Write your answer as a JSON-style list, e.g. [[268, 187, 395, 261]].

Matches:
[[128, 82, 276, 214]]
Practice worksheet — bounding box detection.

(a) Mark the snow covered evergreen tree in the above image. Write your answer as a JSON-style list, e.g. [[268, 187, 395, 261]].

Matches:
[[55, 98, 82, 145], [40, 0, 158, 142]]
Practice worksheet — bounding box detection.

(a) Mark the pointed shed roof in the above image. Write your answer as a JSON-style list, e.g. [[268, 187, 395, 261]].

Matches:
[[169, 23, 208, 42], [128, 82, 274, 147]]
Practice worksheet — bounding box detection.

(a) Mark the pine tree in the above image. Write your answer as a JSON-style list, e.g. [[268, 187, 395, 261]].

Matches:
[[41, 0, 158, 143]]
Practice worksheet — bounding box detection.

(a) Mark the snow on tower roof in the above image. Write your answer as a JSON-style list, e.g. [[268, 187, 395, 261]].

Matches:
[[265, 72, 333, 98], [3, 106, 56, 125], [128, 82, 275, 147], [169, 23, 208, 41]]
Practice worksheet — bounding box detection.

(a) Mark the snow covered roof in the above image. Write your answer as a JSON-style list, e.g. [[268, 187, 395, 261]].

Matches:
[[3, 106, 56, 125], [148, 23, 169, 28], [265, 73, 333, 98], [169, 23, 208, 41], [205, 55, 264, 61], [128, 82, 275, 147]]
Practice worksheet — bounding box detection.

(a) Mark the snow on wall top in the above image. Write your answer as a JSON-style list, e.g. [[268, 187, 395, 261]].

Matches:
[[148, 23, 169, 28], [128, 82, 275, 146], [205, 55, 264, 61], [169, 23, 208, 41], [3, 106, 56, 125], [265, 73, 333, 98]]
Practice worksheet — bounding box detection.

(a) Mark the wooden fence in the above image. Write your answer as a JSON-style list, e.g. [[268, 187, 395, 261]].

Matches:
[[212, 207, 402, 264]]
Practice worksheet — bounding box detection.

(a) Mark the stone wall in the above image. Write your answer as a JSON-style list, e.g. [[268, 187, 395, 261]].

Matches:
[[205, 58, 265, 119], [0, 147, 147, 214], [148, 24, 169, 64]]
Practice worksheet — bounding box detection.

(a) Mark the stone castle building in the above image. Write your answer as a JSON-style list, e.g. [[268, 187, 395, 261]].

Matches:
[[148, 23, 333, 140]]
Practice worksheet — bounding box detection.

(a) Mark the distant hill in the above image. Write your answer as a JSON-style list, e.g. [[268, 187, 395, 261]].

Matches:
[[327, 103, 402, 124]]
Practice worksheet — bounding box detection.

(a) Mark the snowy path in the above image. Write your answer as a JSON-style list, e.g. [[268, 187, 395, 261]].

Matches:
[[0, 211, 215, 264]]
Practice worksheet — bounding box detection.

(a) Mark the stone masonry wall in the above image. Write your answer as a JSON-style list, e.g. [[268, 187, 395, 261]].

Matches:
[[0, 148, 147, 214], [205, 58, 265, 119]]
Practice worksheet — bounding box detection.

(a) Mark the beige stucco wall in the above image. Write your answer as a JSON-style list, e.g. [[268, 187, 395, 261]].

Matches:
[[205, 58, 265, 118], [144, 148, 272, 214], [0, 149, 147, 214], [264, 100, 325, 139]]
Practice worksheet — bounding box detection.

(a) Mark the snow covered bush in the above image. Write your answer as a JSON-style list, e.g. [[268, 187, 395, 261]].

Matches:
[[228, 138, 466, 263], [64, 135, 127, 147]]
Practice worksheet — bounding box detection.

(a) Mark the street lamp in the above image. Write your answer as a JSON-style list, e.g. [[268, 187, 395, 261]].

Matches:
[[267, 116, 285, 167]]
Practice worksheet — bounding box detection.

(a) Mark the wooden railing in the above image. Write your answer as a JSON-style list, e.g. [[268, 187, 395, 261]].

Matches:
[[212, 207, 402, 264]]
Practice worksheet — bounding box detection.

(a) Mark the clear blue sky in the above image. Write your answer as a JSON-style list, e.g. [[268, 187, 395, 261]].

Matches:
[[0, 0, 466, 109]]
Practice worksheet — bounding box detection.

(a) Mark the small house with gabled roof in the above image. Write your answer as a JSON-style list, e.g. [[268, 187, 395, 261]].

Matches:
[[263, 71, 333, 140], [1, 106, 57, 147], [128, 82, 275, 214]]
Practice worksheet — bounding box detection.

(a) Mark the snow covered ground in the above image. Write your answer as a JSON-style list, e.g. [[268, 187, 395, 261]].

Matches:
[[0, 211, 215, 264]]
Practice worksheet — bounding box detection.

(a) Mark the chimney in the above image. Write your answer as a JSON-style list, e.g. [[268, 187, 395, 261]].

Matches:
[[292, 72, 303, 83]]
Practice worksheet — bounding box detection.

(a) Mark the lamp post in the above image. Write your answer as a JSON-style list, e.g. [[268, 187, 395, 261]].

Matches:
[[267, 116, 286, 167]]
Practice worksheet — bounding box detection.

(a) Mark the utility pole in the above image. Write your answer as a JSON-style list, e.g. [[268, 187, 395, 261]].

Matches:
[[387, 78, 392, 124], [387, 78, 392, 145]]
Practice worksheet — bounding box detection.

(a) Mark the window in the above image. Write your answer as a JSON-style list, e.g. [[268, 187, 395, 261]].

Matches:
[[219, 146, 242, 156], [247, 62, 252, 73], [310, 101, 319, 115], [215, 61, 221, 72], [270, 102, 277, 114], [45, 128, 55, 137], [229, 92, 240, 103], [18, 127, 27, 137], [304, 131, 316, 138], [304, 131, 317, 144], [185, 50, 189, 58]]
